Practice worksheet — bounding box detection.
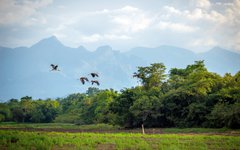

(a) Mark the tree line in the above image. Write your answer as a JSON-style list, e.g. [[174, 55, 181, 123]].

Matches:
[[0, 61, 239, 128]]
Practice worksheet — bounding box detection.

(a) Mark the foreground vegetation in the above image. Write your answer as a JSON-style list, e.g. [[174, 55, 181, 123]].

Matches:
[[1, 130, 240, 150], [0, 61, 240, 129]]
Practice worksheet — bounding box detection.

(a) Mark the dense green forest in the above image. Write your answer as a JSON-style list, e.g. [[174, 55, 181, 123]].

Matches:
[[0, 61, 239, 128]]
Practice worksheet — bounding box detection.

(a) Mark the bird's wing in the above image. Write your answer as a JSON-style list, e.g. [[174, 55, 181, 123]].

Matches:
[[80, 78, 85, 84]]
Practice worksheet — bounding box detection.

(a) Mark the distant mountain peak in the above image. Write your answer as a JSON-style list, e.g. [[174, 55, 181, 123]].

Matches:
[[96, 45, 112, 52], [157, 45, 194, 52], [95, 45, 115, 55], [78, 45, 86, 50], [48, 35, 57, 39], [76, 45, 87, 51], [210, 46, 225, 51], [39, 36, 60, 43], [207, 46, 237, 55], [31, 36, 64, 48]]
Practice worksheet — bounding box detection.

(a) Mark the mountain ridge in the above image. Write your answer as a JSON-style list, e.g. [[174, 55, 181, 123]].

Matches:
[[0, 36, 240, 101]]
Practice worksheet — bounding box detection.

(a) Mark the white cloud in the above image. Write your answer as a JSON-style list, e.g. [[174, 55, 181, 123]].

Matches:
[[186, 8, 204, 20], [225, 0, 240, 23], [0, 0, 53, 25], [215, 2, 234, 6], [118, 5, 139, 12], [104, 34, 132, 40], [186, 8, 226, 23], [155, 2, 239, 52], [111, 14, 151, 33], [50, 5, 151, 40], [233, 31, 240, 50], [157, 21, 197, 33], [191, 38, 217, 47], [81, 34, 101, 43], [218, 0, 240, 51], [163, 6, 181, 15], [162, 4, 226, 23], [0, 1, 239, 53], [195, 0, 211, 9], [80, 34, 132, 43], [110, 5, 152, 33]]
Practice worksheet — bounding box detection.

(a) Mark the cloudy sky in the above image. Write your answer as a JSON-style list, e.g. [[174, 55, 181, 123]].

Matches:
[[0, 0, 239, 52]]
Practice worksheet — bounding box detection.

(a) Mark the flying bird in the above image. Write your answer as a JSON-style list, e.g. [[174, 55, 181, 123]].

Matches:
[[79, 77, 89, 85], [133, 72, 140, 78], [91, 80, 100, 86], [50, 64, 60, 71], [89, 73, 99, 78]]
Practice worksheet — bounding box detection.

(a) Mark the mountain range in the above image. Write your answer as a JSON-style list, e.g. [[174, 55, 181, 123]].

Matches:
[[1, 36, 240, 101]]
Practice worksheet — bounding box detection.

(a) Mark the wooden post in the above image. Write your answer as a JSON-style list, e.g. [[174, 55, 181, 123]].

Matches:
[[141, 124, 145, 134]]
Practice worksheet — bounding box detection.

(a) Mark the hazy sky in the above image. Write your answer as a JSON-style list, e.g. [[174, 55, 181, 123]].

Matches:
[[0, 0, 239, 52]]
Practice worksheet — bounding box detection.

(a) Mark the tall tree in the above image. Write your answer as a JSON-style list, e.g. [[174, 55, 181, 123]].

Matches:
[[109, 87, 141, 127], [136, 63, 166, 90]]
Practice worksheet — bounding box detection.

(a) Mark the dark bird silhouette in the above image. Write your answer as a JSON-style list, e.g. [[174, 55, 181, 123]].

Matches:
[[91, 80, 100, 86], [50, 64, 60, 71], [133, 72, 140, 78], [89, 73, 99, 78], [79, 77, 89, 85]]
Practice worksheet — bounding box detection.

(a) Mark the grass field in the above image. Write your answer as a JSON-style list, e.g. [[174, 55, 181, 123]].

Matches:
[[0, 123, 240, 150], [1, 130, 240, 150], [1, 122, 239, 134], [0, 122, 118, 130]]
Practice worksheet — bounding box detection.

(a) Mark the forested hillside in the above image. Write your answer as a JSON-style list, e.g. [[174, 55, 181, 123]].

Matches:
[[0, 61, 239, 128]]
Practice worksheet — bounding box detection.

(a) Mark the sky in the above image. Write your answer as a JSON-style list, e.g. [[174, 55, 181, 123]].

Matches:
[[0, 0, 239, 53]]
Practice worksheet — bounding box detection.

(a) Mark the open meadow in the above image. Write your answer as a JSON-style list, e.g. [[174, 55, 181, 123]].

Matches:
[[0, 123, 240, 150]]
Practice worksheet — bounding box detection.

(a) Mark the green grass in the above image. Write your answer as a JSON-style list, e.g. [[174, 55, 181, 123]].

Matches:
[[1, 122, 240, 134], [161, 127, 240, 133], [0, 130, 239, 150], [0, 122, 118, 130]]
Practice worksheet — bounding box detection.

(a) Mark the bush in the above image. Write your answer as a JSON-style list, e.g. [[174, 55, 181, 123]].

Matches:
[[54, 114, 79, 123], [0, 114, 5, 122]]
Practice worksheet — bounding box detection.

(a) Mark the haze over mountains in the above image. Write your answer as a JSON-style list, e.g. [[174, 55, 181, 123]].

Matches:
[[1, 36, 240, 101]]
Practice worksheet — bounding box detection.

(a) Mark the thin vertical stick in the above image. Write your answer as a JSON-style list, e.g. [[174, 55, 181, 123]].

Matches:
[[141, 124, 145, 134]]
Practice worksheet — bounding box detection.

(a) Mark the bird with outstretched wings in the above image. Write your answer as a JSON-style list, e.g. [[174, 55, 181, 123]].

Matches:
[[50, 64, 60, 71], [91, 80, 100, 86], [89, 73, 99, 78], [79, 77, 89, 85]]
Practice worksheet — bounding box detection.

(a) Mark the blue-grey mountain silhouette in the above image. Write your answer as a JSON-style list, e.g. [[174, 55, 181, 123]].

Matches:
[[0, 36, 240, 101]]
